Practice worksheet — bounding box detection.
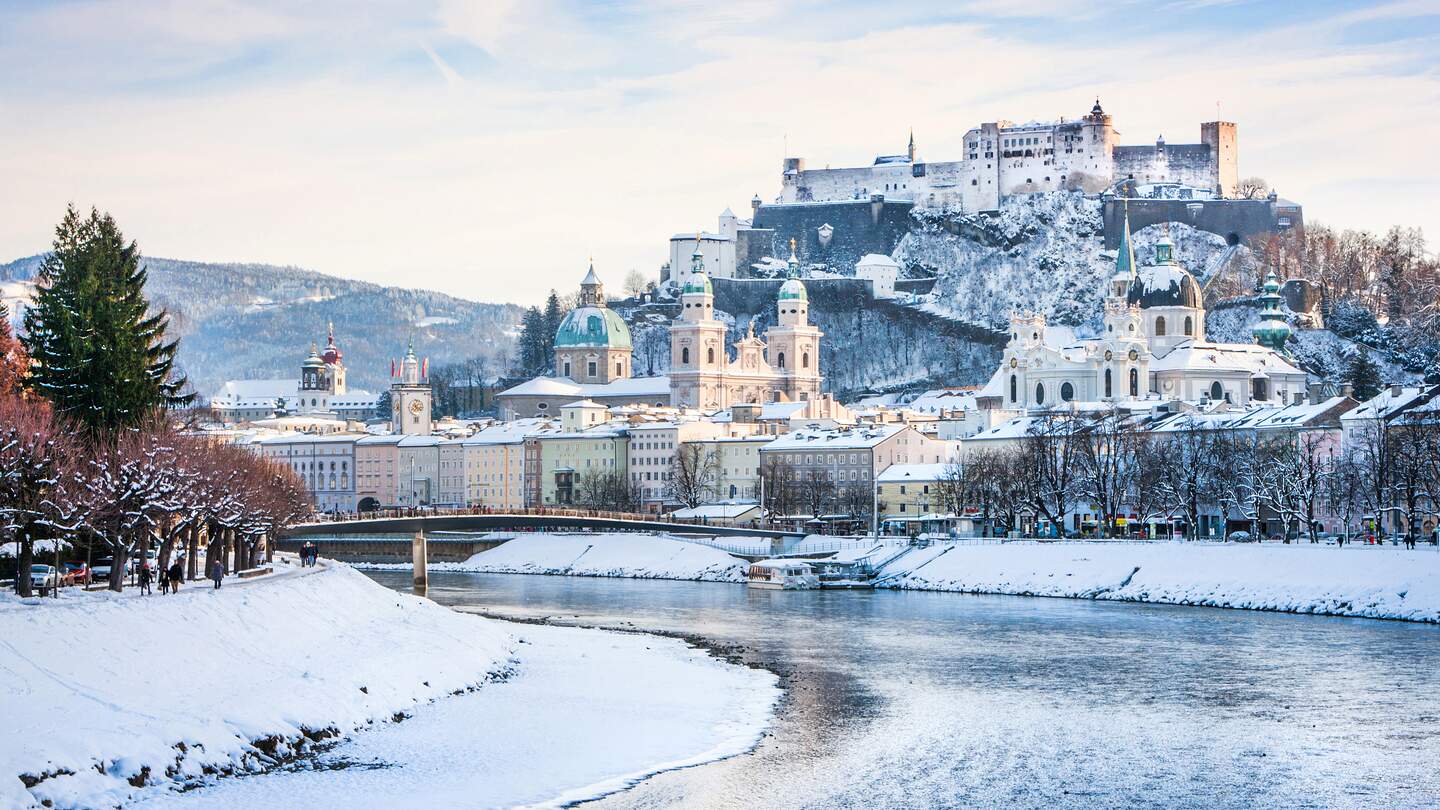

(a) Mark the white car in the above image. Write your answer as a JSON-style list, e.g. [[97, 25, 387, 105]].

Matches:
[[28, 565, 61, 593]]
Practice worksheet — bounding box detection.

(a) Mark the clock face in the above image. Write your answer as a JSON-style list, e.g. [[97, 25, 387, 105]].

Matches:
[[1128, 349, 1139, 361], [1009, 357, 1018, 368], [1104, 350, 1113, 361], [409, 399, 424, 415]]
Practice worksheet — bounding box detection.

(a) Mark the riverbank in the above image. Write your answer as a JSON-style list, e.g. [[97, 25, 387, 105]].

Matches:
[[381, 532, 1440, 623], [884, 541, 1440, 622], [2, 558, 778, 808]]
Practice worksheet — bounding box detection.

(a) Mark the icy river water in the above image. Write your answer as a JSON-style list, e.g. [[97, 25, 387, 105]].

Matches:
[[369, 571, 1440, 809]]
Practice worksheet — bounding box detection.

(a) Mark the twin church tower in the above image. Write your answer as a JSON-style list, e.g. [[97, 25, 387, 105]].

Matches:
[[550, 243, 824, 410]]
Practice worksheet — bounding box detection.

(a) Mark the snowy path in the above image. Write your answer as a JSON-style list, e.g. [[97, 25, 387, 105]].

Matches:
[[131, 623, 779, 810]]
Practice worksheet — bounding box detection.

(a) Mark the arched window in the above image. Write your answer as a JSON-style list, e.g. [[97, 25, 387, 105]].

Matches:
[[707, 347, 715, 364], [682, 347, 690, 364], [1010, 374, 1017, 403], [1061, 382, 1074, 401], [777, 352, 786, 369], [1184, 316, 1193, 336], [1210, 381, 1223, 401], [1035, 383, 1046, 405], [1129, 368, 1139, 397], [616, 362, 623, 376], [802, 352, 809, 369], [1104, 368, 1113, 398], [1154, 316, 1167, 336]]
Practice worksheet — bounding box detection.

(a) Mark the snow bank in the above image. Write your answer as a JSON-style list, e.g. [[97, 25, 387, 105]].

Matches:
[[413, 532, 751, 582], [2, 562, 515, 809], [881, 542, 1440, 622]]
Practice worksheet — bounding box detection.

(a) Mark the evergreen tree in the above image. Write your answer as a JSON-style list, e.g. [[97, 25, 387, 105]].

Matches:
[[22, 205, 191, 437], [541, 290, 564, 363], [1344, 350, 1382, 402], [518, 306, 547, 375]]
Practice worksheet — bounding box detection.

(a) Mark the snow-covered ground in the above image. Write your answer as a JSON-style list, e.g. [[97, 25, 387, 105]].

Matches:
[[131, 625, 777, 810], [880, 541, 1440, 622], [360, 532, 753, 582], [1, 557, 778, 809]]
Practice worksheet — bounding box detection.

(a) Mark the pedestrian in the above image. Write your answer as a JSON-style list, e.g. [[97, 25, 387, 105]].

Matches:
[[210, 559, 225, 590], [138, 561, 153, 595], [168, 560, 184, 594], [159, 562, 170, 594]]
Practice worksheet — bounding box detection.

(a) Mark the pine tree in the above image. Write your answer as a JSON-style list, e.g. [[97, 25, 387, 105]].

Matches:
[[21, 205, 191, 438], [541, 290, 564, 363], [518, 306, 547, 375], [1344, 350, 1382, 402], [0, 301, 27, 397]]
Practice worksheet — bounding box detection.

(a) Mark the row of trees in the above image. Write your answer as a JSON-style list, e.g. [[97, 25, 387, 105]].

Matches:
[[1, 205, 313, 595], [932, 409, 1440, 542]]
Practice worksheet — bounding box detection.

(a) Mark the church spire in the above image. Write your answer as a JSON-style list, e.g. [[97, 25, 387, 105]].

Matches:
[[1115, 199, 1136, 279], [907, 128, 916, 162], [787, 238, 799, 277]]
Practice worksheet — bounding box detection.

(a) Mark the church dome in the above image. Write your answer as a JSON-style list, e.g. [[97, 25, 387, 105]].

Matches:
[[682, 270, 713, 296], [555, 306, 633, 350], [302, 344, 325, 368], [778, 277, 808, 301], [1127, 235, 1201, 309]]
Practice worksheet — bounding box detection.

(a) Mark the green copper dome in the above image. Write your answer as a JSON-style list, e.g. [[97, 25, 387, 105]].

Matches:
[[778, 277, 808, 301], [1253, 270, 1290, 352], [555, 306, 632, 349], [682, 271, 713, 295]]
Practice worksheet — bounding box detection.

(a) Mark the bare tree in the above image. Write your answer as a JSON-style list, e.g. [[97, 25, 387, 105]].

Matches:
[[1022, 411, 1082, 537], [667, 443, 719, 509], [1073, 407, 1139, 537], [1235, 176, 1270, 200], [623, 269, 649, 299]]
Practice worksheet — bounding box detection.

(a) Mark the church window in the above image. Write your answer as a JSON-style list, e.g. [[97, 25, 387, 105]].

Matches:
[[1035, 383, 1046, 405], [1184, 316, 1193, 336], [1210, 381, 1223, 401], [707, 347, 715, 364], [802, 352, 809, 369], [617, 362, 623, 376], [1155, 317, 1167, 336], [777, 352, 786, 369], [682, 347, 690, 364], [563, 361, 571, 377], [588, 361, 597, 377], [1129, 368, 1139, 397], [1104, 368, 1113, 398], [1010, 374, 1017, 403], [1061, 382, 1074, 401]]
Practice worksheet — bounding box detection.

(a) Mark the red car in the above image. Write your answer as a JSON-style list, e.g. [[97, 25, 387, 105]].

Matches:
[[62, 562, 91, 586]]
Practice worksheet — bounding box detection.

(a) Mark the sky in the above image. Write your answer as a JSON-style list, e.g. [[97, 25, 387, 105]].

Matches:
[[1, 0, 1438, 306]]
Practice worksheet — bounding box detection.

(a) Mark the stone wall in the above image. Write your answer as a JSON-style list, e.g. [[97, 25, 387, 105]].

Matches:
[[1103, 197, 1303, 250], [744, 199, 915, 273]]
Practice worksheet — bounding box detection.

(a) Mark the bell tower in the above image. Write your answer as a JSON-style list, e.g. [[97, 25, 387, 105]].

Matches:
[[390, 337, 433, 435], [669, 247, 729, 408], [764, 240, 824, 403]]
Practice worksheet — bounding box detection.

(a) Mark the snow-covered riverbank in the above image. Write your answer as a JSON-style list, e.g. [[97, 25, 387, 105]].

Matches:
[[883, 541, 1440, 623], [2, 558, 778, 809], [358, 532, 752, 582], [380, 532, 1440, 623]]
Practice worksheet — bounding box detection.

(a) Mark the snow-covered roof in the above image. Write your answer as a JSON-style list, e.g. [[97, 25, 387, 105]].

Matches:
[[462, 418, 557, 445], [210, 379, 294, 404], [498, 373, 673, 402], [856, 253, 900, 267], [1340, 385, 1438, 422], [670, 502, 761, 520], [764, 423, 907, 450], [562, 399, 605, 409], [877, 463, 951, 483], [1150, 342, 1305, 377]]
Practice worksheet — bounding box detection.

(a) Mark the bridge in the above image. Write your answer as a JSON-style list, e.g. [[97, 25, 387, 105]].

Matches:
[[281, 509, 801, 540]]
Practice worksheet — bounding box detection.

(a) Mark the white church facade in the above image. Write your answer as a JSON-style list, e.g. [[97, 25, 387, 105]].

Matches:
[[979, 216, 1305, 411]]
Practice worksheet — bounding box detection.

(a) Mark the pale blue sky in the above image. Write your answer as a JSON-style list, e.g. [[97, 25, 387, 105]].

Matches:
[[1, 0, 1437, 304]]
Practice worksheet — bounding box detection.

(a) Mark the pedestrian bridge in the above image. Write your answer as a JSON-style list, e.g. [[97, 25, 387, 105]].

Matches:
[[279, 509, 802, 541]]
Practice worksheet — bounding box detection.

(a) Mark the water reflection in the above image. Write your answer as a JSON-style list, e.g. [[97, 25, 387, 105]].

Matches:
[[370, 571, 1440, 809]]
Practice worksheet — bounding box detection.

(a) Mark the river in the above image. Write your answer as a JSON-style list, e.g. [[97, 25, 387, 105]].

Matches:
[[364, 570, 1440, 809]]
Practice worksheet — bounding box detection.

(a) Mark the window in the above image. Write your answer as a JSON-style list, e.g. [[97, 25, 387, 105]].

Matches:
[[802, 352, 809, 368], [1061, 382, 1074, 401], [616, 362, 623, 376], [707, 347, 715, 364], [1104, 368, 1112, 398], [1184, 316, 1193, 336], [682, 347, 690, 364], [1129, 368, 1139, 397], [587, 361, 597, 377], [1155, 316, 1167, 336], [1010, 374, 1017, 403], [1035, 383, 1045, 405], [777, 352, 786, 369], [563, 361, 571, 377], [1210, 381, 1223, 401]]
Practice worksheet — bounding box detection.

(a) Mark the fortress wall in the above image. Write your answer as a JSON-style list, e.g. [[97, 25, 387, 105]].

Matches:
[[1103, 197, 1300, 249]]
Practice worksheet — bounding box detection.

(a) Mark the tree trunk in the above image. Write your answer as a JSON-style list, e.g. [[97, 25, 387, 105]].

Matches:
[[109, 536, 126, 593], [186, 525, 199, 581], [15, 528, 33, 597]]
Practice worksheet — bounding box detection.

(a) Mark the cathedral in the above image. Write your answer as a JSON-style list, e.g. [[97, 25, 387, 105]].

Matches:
[[981, 214, 1307, 410], [669, 244, 824, 409]]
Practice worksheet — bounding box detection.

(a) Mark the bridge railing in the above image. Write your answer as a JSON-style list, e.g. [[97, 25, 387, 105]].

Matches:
[[299, 505, 783, 532]]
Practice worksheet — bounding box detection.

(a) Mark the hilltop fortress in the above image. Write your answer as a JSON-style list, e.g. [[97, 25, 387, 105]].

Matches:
[[779, 100, 1237, 212]]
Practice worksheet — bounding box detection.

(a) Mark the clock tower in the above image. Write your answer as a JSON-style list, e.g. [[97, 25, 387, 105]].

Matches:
[[391, 337, 432, 435]]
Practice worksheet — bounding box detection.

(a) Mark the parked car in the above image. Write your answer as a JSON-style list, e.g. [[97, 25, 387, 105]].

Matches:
[[62, 562, 91, 586], [91, 558, 115, 581], [27, 565, 61, 593], [1226, 531, 1254, 543]]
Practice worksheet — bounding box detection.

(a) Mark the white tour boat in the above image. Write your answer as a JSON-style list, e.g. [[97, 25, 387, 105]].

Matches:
[[746, 560, 820, 590]]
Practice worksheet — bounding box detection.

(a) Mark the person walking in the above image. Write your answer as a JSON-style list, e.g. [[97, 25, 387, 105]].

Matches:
[[168, 560, 184, 594], [210, 559, 225, 590], [138, 561, 153, 595]]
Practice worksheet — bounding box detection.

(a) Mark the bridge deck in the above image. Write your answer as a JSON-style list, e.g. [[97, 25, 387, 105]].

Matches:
[[281, 513, 802, 539]]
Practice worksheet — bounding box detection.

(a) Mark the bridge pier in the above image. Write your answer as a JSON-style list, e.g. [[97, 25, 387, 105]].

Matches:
[[412, 531, 427, 594]]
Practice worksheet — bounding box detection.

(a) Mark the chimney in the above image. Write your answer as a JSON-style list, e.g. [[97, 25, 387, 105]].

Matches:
[[1341, 383, 1354, 399], [1293, 392, 1304, 406], [1390, 383, 1404, 397], [1307, 383, 1323, 403]]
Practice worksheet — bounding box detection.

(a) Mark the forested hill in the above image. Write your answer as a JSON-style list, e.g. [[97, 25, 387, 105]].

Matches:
[[0, 255, 522, 397]]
